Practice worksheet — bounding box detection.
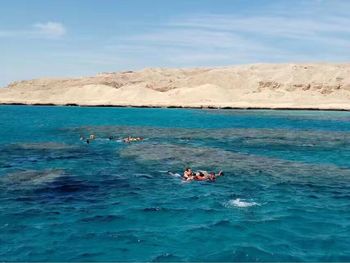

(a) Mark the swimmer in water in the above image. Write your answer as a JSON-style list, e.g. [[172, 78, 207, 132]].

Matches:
[[194, 171, 208, 181], [208, 170, 224, 181], [123, 136, 144, 143], [208, 172, 217, 182], [182, 168, 223, 182], [131, 137, 143, 142], [183, 167, 194, 181], [89, 134, 96, 140], [217, 170, 224, 177], [123, 136, 131, 143]]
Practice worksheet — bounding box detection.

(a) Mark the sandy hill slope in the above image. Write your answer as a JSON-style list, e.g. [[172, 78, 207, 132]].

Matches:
[[1, 63, 350, 110]]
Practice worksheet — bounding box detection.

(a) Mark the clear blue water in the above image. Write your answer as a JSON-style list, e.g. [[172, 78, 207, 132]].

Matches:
[[0, 105, 350, 261]]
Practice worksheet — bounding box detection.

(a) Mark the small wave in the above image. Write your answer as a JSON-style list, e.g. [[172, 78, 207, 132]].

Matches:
[[79, 214, 124, 223], [143, 207, 162, 212], [134, 173, 153, 179], [0, 223, 9, 229], [152, 253, 182, 262], [224, 198, 260, 208], [211, 219, 232, 227]]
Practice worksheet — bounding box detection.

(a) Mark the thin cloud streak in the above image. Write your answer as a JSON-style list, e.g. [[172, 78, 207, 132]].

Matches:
[[105, 8, 350, 66], [0, 21, 66, 39], [169, 14, 350, 41], [33, 22, 66, 38]]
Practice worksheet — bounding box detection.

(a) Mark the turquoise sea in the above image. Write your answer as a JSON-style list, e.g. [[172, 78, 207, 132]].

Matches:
[[0, 105, 349, 261]]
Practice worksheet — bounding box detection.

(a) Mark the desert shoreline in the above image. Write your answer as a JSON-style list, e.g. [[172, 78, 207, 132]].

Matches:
[[1, 102, 350, 112], [1, 63, 350, 112]]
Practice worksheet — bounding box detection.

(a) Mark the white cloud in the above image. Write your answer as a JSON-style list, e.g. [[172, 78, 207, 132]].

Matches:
[[169, 14, 350, 42], [105, 5, 350, 66], [114, 27, 282, 65], [2, 1, 350, 87], [33, 22, 66, 38], [0, 21, 66, 39]]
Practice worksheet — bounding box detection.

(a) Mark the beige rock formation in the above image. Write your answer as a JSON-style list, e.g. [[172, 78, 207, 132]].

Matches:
[[1, 63, 350, 110]]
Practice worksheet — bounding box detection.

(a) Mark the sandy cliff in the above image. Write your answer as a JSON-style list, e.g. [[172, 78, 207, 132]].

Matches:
[[1, 63, 350, 110]]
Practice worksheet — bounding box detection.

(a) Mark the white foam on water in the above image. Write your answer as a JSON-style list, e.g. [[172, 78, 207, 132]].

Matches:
[[225, 198, 260, 208], [167, 172, 182, 177]]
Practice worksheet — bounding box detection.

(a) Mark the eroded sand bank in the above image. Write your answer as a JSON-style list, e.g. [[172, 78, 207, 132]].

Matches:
[[1, 63, 350, 110]]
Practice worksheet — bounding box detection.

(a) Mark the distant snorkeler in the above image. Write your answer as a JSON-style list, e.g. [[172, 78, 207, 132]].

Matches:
[[79, 135, 90, 144], [123, 136, 144, 143], [82, 134, 95, 144], [123, 136, 131, 143]]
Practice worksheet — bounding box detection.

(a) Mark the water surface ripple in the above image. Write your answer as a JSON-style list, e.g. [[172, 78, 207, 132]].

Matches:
[[0, 106, 349, 261]]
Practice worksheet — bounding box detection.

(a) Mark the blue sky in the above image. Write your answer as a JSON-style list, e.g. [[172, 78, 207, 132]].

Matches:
[[1, 0, 350, 86]]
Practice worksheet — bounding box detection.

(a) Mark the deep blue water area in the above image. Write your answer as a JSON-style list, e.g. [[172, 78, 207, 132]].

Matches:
[[0, 105, 349, 261]]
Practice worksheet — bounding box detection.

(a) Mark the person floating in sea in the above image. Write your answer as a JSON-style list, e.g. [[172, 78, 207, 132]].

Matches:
[[80, 134, 95, 144], [123, 136, 144, 143], [86, 134, 96, 144], [183, 167, 223, 182], [183, 167, 195, 181], [208, 172, 217, 182], [194, 171, 207, 181]]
